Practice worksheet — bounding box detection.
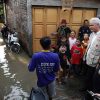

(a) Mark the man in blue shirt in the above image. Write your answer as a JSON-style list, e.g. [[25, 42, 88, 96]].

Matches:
[[28, 36, 60, 100]]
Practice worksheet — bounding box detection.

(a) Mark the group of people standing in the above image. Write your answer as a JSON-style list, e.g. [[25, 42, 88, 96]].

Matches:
[[52, 19, 91, 84], [28, 17, 100, 100]]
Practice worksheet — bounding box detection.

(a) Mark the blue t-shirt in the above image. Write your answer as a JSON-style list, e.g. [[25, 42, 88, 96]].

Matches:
[[28, 51, 60, 87]]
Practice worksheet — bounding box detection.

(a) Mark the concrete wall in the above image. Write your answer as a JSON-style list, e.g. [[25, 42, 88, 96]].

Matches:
[[5, 0, 15, 29], [27, 0, 33, 56], [5, 0, 33, 56]]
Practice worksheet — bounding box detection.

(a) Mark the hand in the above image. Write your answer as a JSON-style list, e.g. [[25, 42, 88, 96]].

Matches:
[[94, 93, 100, 97]]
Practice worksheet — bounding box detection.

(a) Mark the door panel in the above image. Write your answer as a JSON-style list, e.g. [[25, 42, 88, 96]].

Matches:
[[34, 40, 42, 52], [34, 8, 44, 22], [84, 10, 96, 20], [46, 8, 58, 22], [46, 25, 57, 38], [34, 25, 44, 38], [72, 10, 83, 24]]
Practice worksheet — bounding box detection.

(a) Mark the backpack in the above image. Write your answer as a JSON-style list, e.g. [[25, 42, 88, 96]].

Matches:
[[29, 87, 48, 100], [57, 26, 66, 37]]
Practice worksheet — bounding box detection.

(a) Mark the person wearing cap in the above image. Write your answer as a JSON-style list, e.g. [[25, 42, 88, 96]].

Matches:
[[28, 36, 60, 100], [57, 19, 71, 39]]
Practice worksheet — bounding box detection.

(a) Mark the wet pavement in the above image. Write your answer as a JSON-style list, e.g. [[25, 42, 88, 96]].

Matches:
[[0, 35, 83, 100]]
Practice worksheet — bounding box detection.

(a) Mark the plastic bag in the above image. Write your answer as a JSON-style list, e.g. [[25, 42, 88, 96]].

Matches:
[[29, 87, 46, 100]]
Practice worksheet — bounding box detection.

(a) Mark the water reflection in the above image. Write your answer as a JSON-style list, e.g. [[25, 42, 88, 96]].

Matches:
[[0, 40, 29, 99], [0, 45, 7, 63], [0, 45, 10, 78], [4, 86, 28, 100]]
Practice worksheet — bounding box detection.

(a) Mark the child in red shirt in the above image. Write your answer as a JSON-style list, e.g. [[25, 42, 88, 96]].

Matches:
[[71, 39, 83, 76]]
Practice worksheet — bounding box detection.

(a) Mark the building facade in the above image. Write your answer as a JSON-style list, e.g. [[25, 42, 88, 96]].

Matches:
[[5, 0, 100, 56]]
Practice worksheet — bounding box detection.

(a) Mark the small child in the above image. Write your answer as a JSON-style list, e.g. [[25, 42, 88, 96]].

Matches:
[[57, 36, 71, 62], [71, 39, 83, 76], [69, 30, 77, 50], [81, 33, 89, 55], [57, 44, 69, 84], [58, 36, 71, 83]]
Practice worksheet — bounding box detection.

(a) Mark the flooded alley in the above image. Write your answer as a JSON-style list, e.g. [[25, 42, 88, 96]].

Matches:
[[0, 0, 100, 99], [0, 36, 37, 100], [0, 36, 83, 100]]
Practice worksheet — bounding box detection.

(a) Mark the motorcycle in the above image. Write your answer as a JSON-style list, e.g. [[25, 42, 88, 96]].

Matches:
[[7, 31, 20, 53]]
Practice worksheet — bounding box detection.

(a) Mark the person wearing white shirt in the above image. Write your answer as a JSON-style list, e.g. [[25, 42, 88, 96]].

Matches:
[[69, 30, 77, 50], [82, 17, 100, 92]]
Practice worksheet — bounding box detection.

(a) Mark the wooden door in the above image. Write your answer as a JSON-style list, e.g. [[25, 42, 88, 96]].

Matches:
[[32, 7, 96, 52]]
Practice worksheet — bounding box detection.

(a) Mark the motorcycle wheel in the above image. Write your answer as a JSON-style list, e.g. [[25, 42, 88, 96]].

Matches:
[[11, 44, 20, 53]]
